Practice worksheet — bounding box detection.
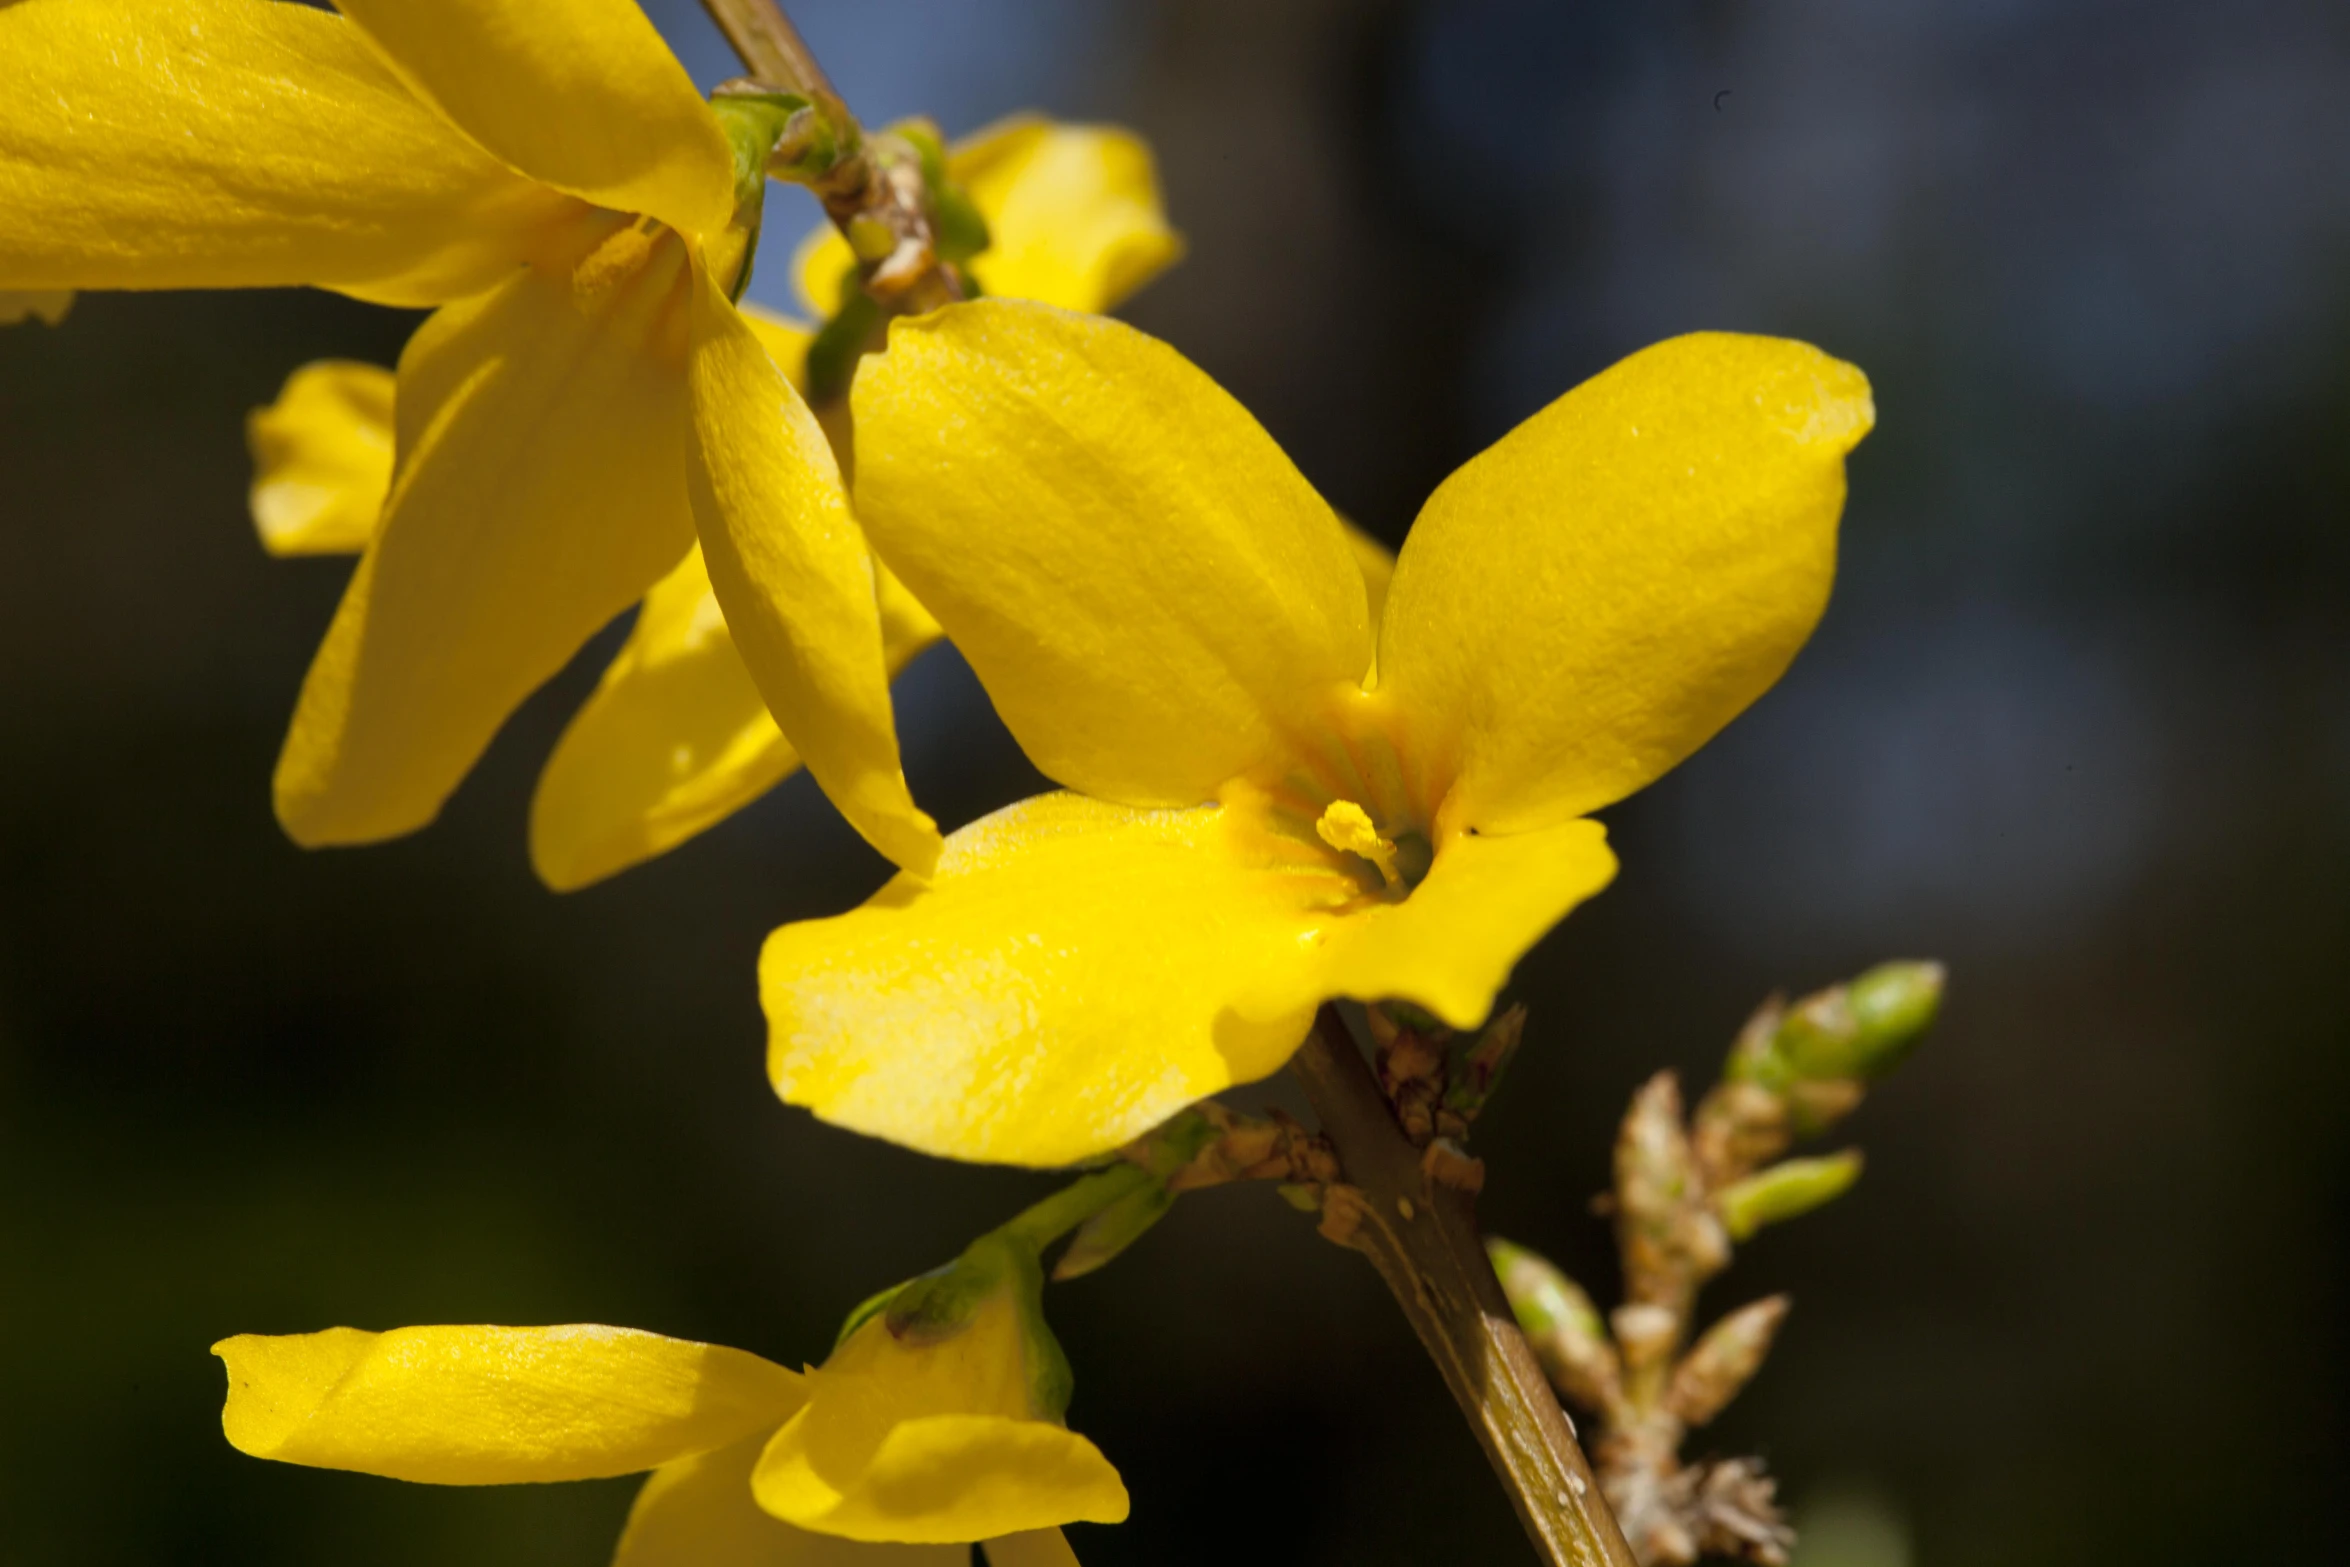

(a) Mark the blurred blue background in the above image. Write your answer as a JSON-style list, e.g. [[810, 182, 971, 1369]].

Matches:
[[2, 1, 2345, 1562]]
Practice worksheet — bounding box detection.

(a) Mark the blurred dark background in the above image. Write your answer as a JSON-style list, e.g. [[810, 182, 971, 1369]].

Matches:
[[3, 1, 2346, 1563]]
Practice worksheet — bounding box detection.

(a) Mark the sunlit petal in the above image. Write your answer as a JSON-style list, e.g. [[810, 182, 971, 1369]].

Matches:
[[274, 230, 698, 846], [761, 792, 1355, 1167], [335, 0, 733, 237], [616, 1433, 963, 1567], [1308, 817, 1617, 1030], [685, 271, 940, 876], [0, 0, 577, 305], [214, 1324, 803, 1485], [850, 301, 1370, 809], [247, 360, 395, 556], [1376, 333, 1872, 835]]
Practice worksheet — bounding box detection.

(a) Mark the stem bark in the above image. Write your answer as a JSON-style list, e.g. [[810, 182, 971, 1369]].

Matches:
[[1293, 1007, 1638, 1567]]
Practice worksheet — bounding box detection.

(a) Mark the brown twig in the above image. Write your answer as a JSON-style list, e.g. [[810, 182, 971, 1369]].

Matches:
[[697, 0, 962, 313], [1291, 1007, 1638, 1567]]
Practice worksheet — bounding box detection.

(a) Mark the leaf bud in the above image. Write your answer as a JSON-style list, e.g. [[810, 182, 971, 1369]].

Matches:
[[1714, 1150, 1865, 1241], [1774, 962, 1943, 1083], [1489, 1237, 1624, 1414], [1664, 1295, 1790, 1426]]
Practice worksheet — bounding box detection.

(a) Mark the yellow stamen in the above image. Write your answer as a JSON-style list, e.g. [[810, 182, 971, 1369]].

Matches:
[[1316, 799, 1404, 893]]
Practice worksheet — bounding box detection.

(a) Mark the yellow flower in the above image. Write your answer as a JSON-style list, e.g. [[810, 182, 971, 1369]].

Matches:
[[757, 300, 1874, 1167], [213, 1276, 1124, 1561], [0, 0, 935, 872], [236, 114, 1190, 890]]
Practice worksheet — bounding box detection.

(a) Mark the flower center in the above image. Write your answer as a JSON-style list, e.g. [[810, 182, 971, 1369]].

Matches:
[[1307, 797, 1435, 900]]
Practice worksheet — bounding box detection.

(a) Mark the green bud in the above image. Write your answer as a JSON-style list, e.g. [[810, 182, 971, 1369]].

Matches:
[[1052, 1180, 1176, 1281], [1664, 1294, 1789, 1426], [1776, 962, 1943, 1082], [1715, 1150, 1864, 1241], [1488, 1237, 1623, 1413]]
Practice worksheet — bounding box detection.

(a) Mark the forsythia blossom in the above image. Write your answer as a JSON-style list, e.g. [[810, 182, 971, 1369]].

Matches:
[[241, 117, 1187, 890], [757, 301, 1875, 1166], [215, 1242, 1122, 1562], [0, 0, 935, 871]]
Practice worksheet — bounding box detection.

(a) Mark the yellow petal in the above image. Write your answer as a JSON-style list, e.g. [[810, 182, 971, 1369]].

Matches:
[[334, 0, 733, 239], [763, 790, 1617, 1165], [685, 271, 940, 876], [1306, 815, 1617, 1029], [616, 1433, 964, 1567], [1376, 333, 1873, 835], [795, 119, 1181, 319], [850, 300, 1369, 808], [214, 1324, 804, 1485], [762, 792, 1330, 1165], [0, 0, 579, 305], [529, 548, 943, 892], [0, 291, 72, 327], [963, 122, 1183, 313], [274, 229, 698, 847], [247, 361, 395, 557], [982, 1532, 1082, 1567], [754, 1299, 1128, 1543]]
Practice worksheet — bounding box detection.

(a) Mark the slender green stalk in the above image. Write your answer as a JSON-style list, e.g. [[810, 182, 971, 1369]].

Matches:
[[1001, 1163, 1156, 1255], [1293, 1007, 1639, 1567]]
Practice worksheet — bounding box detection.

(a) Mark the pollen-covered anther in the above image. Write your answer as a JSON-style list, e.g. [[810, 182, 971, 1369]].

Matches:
[[1315, 799, 1405, 892]]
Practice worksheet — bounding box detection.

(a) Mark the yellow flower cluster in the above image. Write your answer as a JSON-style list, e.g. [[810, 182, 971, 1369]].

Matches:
[[0, 0, 1873, 1559]]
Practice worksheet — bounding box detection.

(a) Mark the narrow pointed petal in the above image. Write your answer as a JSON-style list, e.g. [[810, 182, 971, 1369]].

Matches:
[[248, 361, 395, 556], [762, 793, 1619, 1166], [214, 1325, 804, 1485], [1377, 333, 1873, 834], [334, 0, 733, 238], [686, 273, 939, 876], [274, 233, 698, 847], [982, 1532, 1083, 1567], [616, 1434, 963, 1567], [530, 548, 943, 892], [0, 291, 72, 327], [0, 0, 577, 304], [849, 301, 1370, 808], [754, 1303, 1127, 1543], [796, 119, 1181, 318]]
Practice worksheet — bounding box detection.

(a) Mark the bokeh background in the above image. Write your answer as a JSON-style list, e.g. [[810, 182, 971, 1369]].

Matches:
[[3, 1, 2346, 1562]]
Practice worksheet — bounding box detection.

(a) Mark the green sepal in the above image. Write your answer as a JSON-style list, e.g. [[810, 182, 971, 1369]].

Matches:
[[833, 1274, 917, 1352], [1053, 1181, 1176, 1281], [708, 88, 813, 305], [1715, 1150, 1865, 1241]]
